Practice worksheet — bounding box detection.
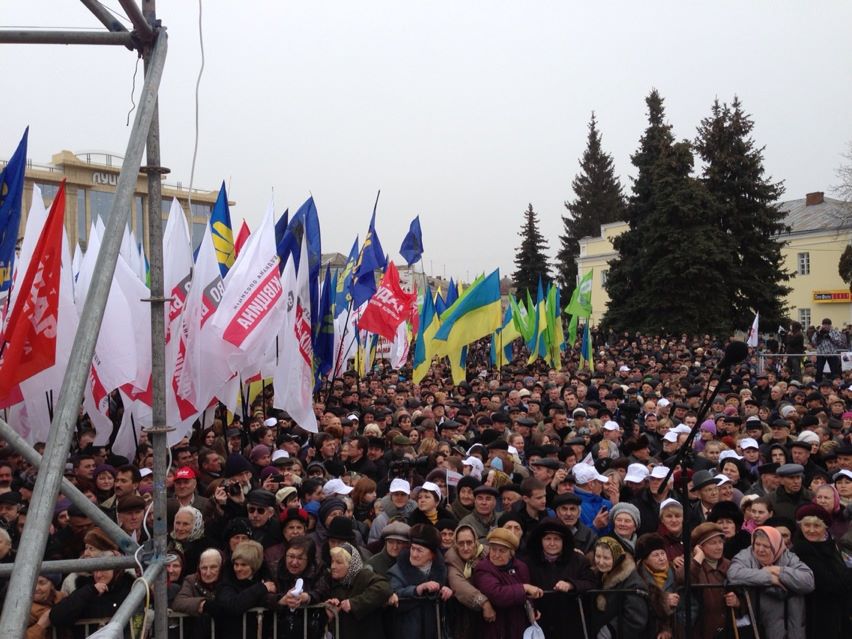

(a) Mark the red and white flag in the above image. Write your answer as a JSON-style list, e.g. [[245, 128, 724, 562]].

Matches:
[[234, 219, 250, 257], [212, 202, 285, 373], [747, 312, 759, 348], [357, 261, 416, 340], [0, 181, 67, 399], [174, 224, 233, 435], [273, 233, 318, 432]]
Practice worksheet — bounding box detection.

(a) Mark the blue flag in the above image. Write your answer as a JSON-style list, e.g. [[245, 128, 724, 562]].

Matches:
[[435, 290, 447, 318], [334, 237, 359, 318], [399, 215, 424, 265], [274, 208, 289, 272], [0, 128, 29, 295], [279, 197, 322, 335], [209, 182, 235, 278], [350, 204, 386, 307], [445, 278, 459, 308], [314, 266, 335, 380]]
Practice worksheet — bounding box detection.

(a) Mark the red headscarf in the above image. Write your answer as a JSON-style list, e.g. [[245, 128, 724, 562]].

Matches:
[[752, 526, 784, 565]]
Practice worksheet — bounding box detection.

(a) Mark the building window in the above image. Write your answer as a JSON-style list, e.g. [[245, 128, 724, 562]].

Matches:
[[90, 190, 115, 224], [76, 188, 88, 248], [798, 308, 811, 328], [600, 270, 608, 286], [37, 183, 59, 205], [797, 252, 810, 275], [191, 221, 207, 251]]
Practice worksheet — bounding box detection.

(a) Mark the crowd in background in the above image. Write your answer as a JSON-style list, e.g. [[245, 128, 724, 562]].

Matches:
[[1, 328, 852, 639]]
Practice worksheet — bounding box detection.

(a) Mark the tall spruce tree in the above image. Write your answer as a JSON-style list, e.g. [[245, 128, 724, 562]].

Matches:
[[556, 113, 627, 293], [603, 89, 675, 331], [513, 203, 550, 300], [633, 142, 733, 334], [695, 97, 790, 330]]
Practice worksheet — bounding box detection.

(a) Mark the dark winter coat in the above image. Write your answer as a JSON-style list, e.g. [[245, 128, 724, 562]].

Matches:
[[274, 558, 330, 639], [387, 548, 448, 639], [588, 554, 649, 639], [406, 505, 455, 528], [676, 557, 735, 639], [524, 525, 596, 639], [328, 565, 392, 639], [637, 563, 677, 639], [171, 574, 219, 639], [792, 538, 852, 639], [211, 572, 277, 638], [49, 573, 135, 638], [472, 556, 531, 639]]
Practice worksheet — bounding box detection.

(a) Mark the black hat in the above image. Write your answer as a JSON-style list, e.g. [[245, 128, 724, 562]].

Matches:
[[691, 470, 720, 491], [528, 518, 574, 551], [224, 453, 253, 478], [516, 418, 536, 428], [530, 458, 561, 470], [224, 517, 253, 541], [457, 475, 481, 492], [409, 523, 441, 553], [635, 532, 667, 562], [473, 485, 499, 498], [487, 440, 509, 451], [0, 491, 21, 506], [498, 483, 522, 495], [246, 489, 276, 508], [282, 507, 309, 527], [226, 428, 242, 439], [116, 494, 146, 512], [789, 441, 812, 452], [367, 437, 385, 450], [799, 415, 819, 428], [707, 500, 744, 529], [327, 516, 356, 542], [436, 518, 457, 532], [491, 412, 510, 424], [757, 463, 780, 476], [552, 493, 582, 508]]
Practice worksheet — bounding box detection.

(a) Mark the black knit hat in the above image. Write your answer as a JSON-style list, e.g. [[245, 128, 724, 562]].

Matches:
[[707, 500, 744, 529], [457, 475, 481, 493], [327, 516, 356, 542], [635, 532, 667, 562]]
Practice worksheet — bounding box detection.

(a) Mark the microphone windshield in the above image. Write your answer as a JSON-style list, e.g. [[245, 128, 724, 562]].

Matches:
[[719, 341, 748, 368]]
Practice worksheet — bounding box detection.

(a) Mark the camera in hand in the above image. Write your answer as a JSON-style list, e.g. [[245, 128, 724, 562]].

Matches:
[[388, 456, 430, 478], [224, 480, 242, 496]]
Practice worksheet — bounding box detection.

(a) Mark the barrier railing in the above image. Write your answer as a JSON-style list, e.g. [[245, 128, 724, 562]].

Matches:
[[389, 595, 444, 639], [51, 603, 338, 639]]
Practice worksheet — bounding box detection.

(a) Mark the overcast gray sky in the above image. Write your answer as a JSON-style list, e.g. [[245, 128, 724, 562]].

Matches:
[[5, 1, 852, 282]]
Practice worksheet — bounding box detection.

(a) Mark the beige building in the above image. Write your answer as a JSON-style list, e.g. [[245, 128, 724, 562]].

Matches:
[[10, 150, 225, 253], [575, 192, 852, 328]]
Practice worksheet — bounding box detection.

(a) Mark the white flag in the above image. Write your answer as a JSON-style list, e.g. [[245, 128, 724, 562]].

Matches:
[[274, 234, 318, 432], [747, 312, 759, 347], [211, 201, 285, 374]]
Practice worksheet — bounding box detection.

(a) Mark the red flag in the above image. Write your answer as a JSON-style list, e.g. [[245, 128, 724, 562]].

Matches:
[[357, 262, 416, 340], [0, 180, 66, 398], [234, 220, 250, 257]]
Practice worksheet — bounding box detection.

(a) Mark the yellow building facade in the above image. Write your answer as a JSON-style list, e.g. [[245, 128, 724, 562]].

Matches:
[[9, 150, 225, 254], [575, 192, 852, 329]]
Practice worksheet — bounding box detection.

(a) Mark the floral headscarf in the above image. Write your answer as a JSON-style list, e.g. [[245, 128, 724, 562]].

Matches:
[[336, 542, 363, 586], [176, 505, 205, 542]]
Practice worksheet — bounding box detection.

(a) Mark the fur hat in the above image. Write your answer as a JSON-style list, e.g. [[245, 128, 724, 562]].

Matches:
[[84, 527, 118, 552], [486, 527, 519, 551], [409, 523, 441, 553], [691, 522, 725, 547], [635, 532, 667, 562]]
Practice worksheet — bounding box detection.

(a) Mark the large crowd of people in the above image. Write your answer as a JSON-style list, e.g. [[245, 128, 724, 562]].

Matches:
[[1, 327, 852, 639]]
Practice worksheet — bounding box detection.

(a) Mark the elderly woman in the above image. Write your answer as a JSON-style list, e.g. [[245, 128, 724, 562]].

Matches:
[[214, 540, 278, 637], [275, 536, 330, 639], [677, 523, 741, 639], [791, 504, 852, 639], [170, 505, 205, 574], [325, 542, 392, 639], [728, 526, 815, 639], [525, 519, 595, 639], [26, 574, 65, 639], [472, 527, 542, 639], [609, 502, 641, 556], [49, 551, 135, 638], [588, 536, 647, 639], [172, 548, 224, 639], [635, 533, 679, 639], [407, 481, 454, 527], [813, 483, 849, 539], [388, 524, 452, 639], [445, 523, 494, 638], [656, 498, 684, 567]]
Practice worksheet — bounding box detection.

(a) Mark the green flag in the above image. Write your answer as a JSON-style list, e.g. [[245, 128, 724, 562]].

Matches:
[[566, 270, 593, 317]]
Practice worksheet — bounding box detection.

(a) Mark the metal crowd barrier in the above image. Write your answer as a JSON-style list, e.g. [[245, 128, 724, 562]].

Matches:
[[52, 604, 338, 639], [390, 595, 444, 639]]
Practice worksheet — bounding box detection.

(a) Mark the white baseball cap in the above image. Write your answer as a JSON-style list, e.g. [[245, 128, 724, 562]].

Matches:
[[714, 473, 732, 486], [619, 365, 630, 372], [796, 431, 819, 445], [573, 464, 609, 485], [662, 431, 679, 443], [603, 420, 621, 432], [657, 398, 671, 408], [650, 465, 672, 480], [719, 450, 743, 462], [834, 469, 852, 482], [263, 417, 278, 427], [322, 478, 353, 497], [140, 468, 153, 478], [659, 497, 682, 512], [420, 481, 442, 497], [272, 449, 290, 463], [673, 424, 692, 434], [389, 478, 411, 495], [739, 438, 759, 450], [625, 463, 650, 484]]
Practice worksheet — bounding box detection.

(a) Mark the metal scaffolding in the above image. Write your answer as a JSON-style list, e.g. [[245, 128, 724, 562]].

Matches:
[[0, 1, 171, 637]]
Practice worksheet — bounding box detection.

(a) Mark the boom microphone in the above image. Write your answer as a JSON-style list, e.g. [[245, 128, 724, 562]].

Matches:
[[718, 340, 748, 369]]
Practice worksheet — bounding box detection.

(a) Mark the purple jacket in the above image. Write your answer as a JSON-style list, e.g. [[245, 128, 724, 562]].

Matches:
[[472, 556, 531, 639]]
